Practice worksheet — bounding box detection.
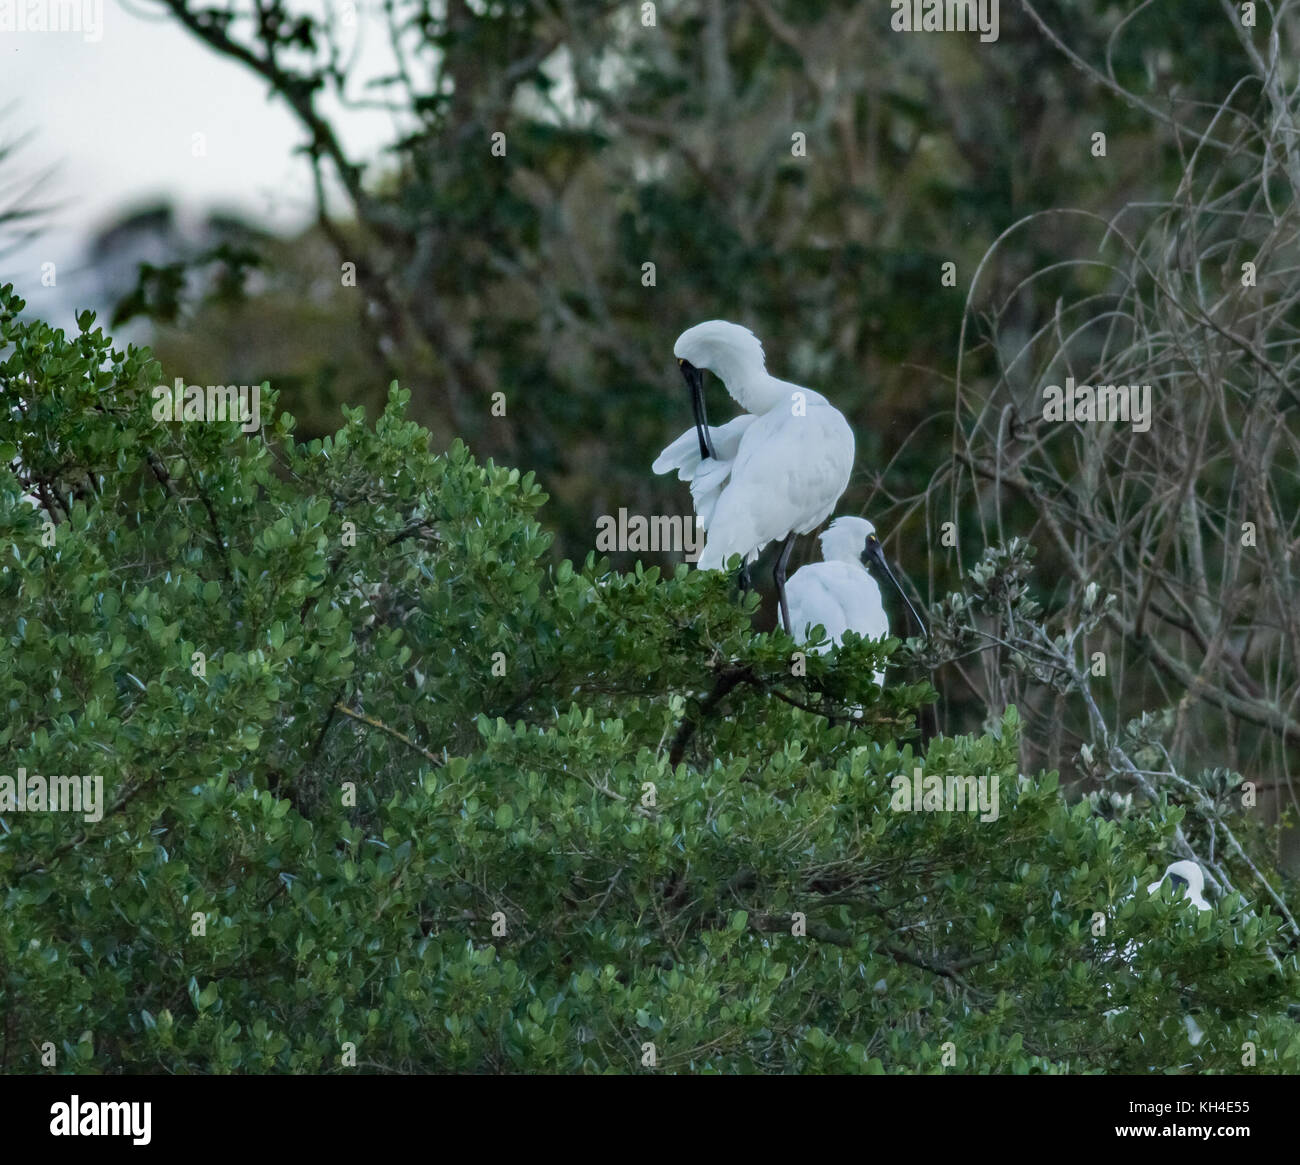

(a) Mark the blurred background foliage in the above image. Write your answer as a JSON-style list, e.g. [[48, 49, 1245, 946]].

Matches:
[[124, 0, 1201, 562]]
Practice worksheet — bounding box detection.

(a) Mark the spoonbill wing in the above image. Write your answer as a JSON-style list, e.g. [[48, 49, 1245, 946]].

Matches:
[[698, 406, 854, 570], [689, 456, 735, 531], [786, 564, 850, 649], [652, 414, 758, 479], [654, 414, 761, 533]]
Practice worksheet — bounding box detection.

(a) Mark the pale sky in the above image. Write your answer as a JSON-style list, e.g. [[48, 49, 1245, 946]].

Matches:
[[1, 0, 398, 327]]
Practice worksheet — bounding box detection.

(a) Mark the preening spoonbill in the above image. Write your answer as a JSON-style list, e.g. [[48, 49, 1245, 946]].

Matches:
[[652, 321, 854, 634], [785, 516, 927, 684]]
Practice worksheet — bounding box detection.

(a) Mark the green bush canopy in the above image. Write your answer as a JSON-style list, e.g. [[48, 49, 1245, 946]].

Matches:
[[1, 285, 1297, 1073]]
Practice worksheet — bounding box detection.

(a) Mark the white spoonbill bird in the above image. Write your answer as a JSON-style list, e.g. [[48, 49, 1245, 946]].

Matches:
[[1107, 860, 1213, 1045], [785, 516, 927, 685], [1148, 860, 1211, 912], [1148, 860, 1212, 1045], [652, 320, 854, 634]]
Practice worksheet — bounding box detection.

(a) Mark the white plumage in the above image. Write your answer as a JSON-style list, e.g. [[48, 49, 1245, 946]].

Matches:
[[786, 517, 892, 685], [653, 320, 855, 632], [1148, 859, 1212, 1046], [1108, 860, 1213, 1046], [1148, 859, 1211, 913], [652, 413, 758, 533]]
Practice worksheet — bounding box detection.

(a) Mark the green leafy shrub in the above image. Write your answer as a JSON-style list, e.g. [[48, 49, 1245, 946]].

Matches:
[[1, 284, 1296, 1073]]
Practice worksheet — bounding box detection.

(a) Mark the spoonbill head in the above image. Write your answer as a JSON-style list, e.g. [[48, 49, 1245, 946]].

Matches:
[[656, 320, 855, 634], [786, 516, 927, 684], [1147, 860, 1211, 911], [856, 521, 928, 641], [673, 321, 770, 460]]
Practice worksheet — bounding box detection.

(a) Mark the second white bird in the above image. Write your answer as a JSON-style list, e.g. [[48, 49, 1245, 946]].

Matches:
[[786, 516, 927, 686]]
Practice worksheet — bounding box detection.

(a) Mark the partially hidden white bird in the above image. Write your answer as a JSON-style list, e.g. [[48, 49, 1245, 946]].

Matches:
[[1148, 860, 1211, 912], [1108, 860, 1212, 1046], [653, 321, 855, 634], [785, 516, 928, 685], [1149, 860, 1212, 1046]]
